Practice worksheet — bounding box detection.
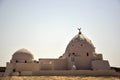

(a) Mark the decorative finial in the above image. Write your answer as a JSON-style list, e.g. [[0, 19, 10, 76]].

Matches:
[[77, 28, 81, 34]]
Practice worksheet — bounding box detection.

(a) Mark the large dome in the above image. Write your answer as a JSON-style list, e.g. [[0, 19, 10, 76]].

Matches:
[[62, 31, 95, 58], [12, 48, 34, 61]]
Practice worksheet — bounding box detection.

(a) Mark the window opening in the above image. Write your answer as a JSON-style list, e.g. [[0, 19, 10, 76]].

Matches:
[[16, 60, 18, 63], [87, 52, 89, 56], [81, 44, 83, 46], [13, 69, 16, 72]]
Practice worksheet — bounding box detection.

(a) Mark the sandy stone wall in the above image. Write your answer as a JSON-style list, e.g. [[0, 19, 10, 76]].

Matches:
[[15, 63, 39, 71], [39, 59, 67, 70], [53, 59, 67, 70], [91, 60, 110, 70], [32, 70, 120, 76], [74, 56, 91, 70], [21, 71, 32, 76]]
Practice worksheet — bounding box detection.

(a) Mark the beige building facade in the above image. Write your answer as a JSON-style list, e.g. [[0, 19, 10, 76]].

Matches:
[[0, 30, 120, 76]]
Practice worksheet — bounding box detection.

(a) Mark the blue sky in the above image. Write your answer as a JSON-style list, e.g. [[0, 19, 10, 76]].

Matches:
[[0, 0, 120, 67]]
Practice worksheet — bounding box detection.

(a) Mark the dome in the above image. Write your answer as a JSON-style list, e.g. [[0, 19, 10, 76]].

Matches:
[[12, 48, 34, 61], [62, 31, 95, 58]]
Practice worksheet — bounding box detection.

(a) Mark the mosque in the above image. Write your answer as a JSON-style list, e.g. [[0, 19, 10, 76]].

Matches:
[[0, 29, 120, 76]]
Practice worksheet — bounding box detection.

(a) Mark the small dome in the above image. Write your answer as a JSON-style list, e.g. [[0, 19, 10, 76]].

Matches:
[[62, 32, 95, 58], [12, 48, 34, 61]]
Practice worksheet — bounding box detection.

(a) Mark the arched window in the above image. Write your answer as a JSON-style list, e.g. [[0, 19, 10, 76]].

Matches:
[[87, 52, 89, 56], [25, 60, 27, 63], [72, 53, 76, 56], [13, 69, 16, 72], [81, 44, 83, 46], [72, 53, 75, 55], [16, 60, 18, 63], [68, 53, 70, 57]]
